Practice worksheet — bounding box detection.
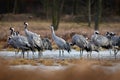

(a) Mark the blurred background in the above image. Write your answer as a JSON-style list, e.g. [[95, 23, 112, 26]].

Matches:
[[0, 0, 120, 23], [0, 0, 120, 50]]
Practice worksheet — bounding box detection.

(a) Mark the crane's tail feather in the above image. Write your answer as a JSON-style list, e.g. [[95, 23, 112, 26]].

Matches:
[[65, 42, 71, 53]]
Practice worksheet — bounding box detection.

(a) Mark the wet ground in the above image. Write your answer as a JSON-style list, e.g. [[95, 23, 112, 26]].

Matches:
[[0, 49, 120, 59]]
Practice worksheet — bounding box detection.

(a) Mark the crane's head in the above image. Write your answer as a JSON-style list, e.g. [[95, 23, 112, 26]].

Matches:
[[7, 36, 12, 44], [9, 27, 15, 35], [105, 31, 111, 38], [24, 22, 28, 28], [94, 31, 99, 35], [50, 25, 54, 30], [110, 32, 116, 36], [16, 31, 19, 36], [9, 27, 14, 31], [105, 31, 110, 36]]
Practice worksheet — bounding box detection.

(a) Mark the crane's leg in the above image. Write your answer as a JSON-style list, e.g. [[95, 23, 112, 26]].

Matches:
[[113, 46, 116, 59], [109, 48, 112, 59], [15, 49, 19, 57], [38, 51, 42, 58], [87, 51, 91, 59], [21, 50, 25, 58], [80, 49, 83, 58], [30, 46, 36, 59], [31, 51, 35, 59], [87, 52, 89, 59], [114, 49, 118, 60], [27, 51, 29, 59], [89, 51, 92, 59], [97, 52, 100, 60], [33, 52, 34, 57], [59, 49, 61, 57], [82, 49, 83, 57], [30, 47, 35, 58], [80, 50, 82, 58], [62, 50, 64, 57]]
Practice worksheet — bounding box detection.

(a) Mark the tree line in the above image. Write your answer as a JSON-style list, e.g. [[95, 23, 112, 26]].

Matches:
[[0, 0, 120, 30]]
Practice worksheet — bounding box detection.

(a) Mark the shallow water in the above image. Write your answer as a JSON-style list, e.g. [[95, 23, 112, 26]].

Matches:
[[0, 49, 120, 59]]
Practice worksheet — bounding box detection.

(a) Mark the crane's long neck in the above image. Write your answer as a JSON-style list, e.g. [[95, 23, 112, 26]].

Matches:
[[51, 27, 56, 40], [24, 24, 29, 36], [94, 34, 98, 39], [10, 30, 14, 36], [10, 29, 16, 36]]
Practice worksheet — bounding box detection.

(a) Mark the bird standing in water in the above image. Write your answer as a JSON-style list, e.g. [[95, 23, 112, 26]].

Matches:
[[50, 25, 71, 57]]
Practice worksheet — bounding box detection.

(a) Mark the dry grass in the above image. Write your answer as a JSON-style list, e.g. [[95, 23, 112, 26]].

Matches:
[[72, 45, 80, 51], [37, 59, 54, 66], [1, 57, 120, 80], [9, 58, 119, 67], [9, 58, 38, 66]]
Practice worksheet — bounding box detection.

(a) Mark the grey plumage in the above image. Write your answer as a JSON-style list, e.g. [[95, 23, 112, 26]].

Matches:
[[85, 41, 99, 58], [9, 27, 21, 55], [9, 27, 20, 37], [91, 31, 112, 49], [118, 37, 120, 47], [108, 32, 120, 59], [24, 22, 43, 57], [105, 32, 111, 39], [91, 31, 113, 59], [42, 38, 52, 50], [8, 32, 32, 58], [50, 25, 71, 57], [110, 32, 120, 46], [71, 34, 88, 57]]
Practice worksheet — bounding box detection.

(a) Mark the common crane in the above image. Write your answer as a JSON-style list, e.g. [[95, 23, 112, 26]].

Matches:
[[9, 27, 17, 36], [9, 27, 21, 54], [71, 34, 88, 57], [50, 25, 71, 57], [24, 22, 43, 58], [110, 32, 120, 47], [8, 32, 32, 58], [91, 31, 112, 49], [85, 41, 99, 58], [91, 31, 112, 58], [109, 32, 120, 59]]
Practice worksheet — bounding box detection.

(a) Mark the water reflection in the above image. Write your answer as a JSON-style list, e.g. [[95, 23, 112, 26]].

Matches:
[[0, 49, 119, 59]]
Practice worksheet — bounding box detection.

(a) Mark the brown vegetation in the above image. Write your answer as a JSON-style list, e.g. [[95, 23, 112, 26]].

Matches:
[[1, 57, 120, 80], [8, 58, 119, 66]]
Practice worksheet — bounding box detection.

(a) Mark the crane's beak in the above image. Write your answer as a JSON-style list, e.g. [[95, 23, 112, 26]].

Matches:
[[49, 25, 53, 29]]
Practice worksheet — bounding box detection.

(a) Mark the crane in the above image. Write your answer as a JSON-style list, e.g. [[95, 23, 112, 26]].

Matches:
[[50, 25, 71, 57], [9, 27, 17, 36], [9, 27, 21, 55], [85, 41, 99, 58], [71, 34, 88, 57], [91, 31, 112, 58], [24, 22, 43, 58], [109, 32, 120, 59], [8, 31, 32, 58], [91, 31, 112, 48]]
